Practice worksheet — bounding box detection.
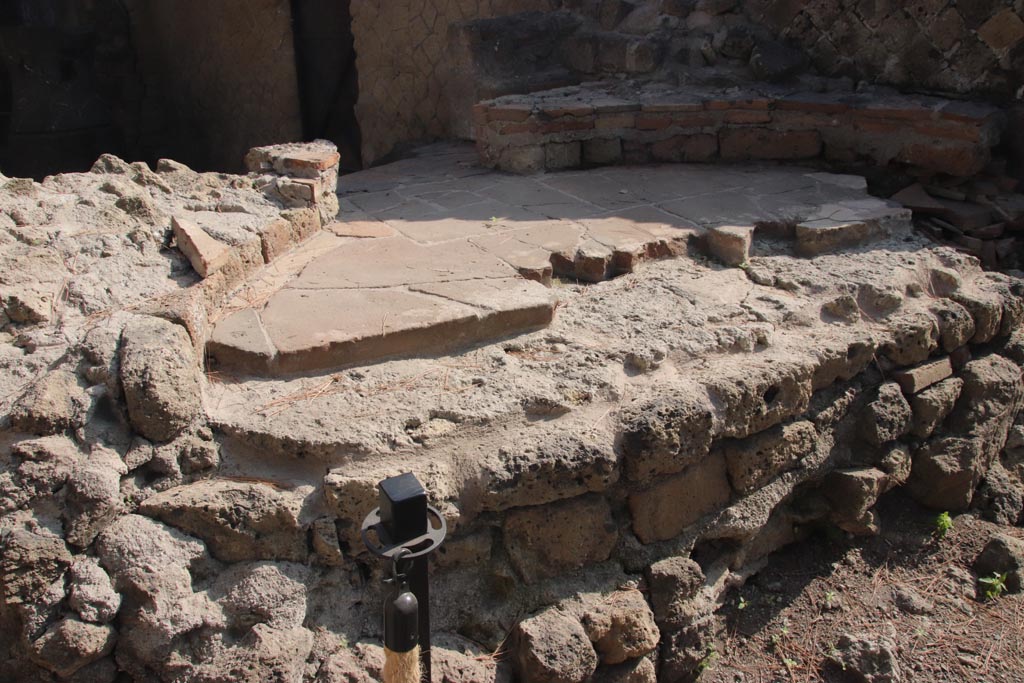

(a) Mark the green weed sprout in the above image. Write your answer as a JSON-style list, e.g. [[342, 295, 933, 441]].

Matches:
[[934, 511, 953, 538], [979, 572, 1008, 601]]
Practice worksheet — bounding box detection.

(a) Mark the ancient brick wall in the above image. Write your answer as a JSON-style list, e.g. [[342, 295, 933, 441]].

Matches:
[[350, 0, 559, 165], [121, 0, 303, 172], [352, 0, 1024, 167], [746, 0, 1024, 99]]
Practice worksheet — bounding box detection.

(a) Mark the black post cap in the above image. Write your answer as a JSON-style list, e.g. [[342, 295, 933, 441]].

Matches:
[[379, 472, 428, 541]]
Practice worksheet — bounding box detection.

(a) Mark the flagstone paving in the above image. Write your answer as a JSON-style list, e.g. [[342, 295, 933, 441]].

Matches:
[[206, 144, 911, 376]]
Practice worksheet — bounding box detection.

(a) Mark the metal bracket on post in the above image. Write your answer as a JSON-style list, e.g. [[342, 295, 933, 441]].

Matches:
[[362, 472, 446, 682]]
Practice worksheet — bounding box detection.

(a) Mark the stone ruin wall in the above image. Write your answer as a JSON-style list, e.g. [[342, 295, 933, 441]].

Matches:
[[4, 0, 1021, 174], [354, 0, 1024, 165], [1, 136, 1023, 681], [2, 0, 1024, 680], [746, 0, 1024, 99]]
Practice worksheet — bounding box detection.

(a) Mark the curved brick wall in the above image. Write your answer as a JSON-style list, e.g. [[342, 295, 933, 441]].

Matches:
[[474, 81, 1004, 175], [348, 0, 1024, 171]]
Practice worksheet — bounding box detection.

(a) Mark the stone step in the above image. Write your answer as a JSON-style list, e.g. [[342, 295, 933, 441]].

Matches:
[[473, 80, 1003, 176], [207, 237, 558, 376], [207, 147, 914, 377]]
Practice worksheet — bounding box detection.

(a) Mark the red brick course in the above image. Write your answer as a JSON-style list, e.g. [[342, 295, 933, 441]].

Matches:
[[474, 84, 1001, 175]]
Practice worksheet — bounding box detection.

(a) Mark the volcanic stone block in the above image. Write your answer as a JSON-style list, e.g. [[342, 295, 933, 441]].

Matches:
[[822, 294, 861, 322], [593, 657, 656, 683], [258, 218, 294, 263], [861, 382, 912, 446], [68, 558, 121, 624], [880, 312, 941, 366], [910, 377, 963, 438], [503, 496, 618, 583], [28, 618, 115, 679], [6, 436, 81, 514], [281, 207, 322, 242], [9, 369, 89, 436], [659, 621, 715, 682], [703, 360, 814, 439], [94, 515, 214, 671], [434, 529, 493, 570], [63, 447, 126, 549], [0, 251, 67, 324], [618, 381, 715, 481], [500, 145, 546, 174], [646, 556, 705, 628], [974, 533, 1024, 593], [927, 8, 967, 51], [928, 267, 962, 297], [947, 355, 1024, 436], [879, 444, 912, 490], [649, 135, 718, 163], [809, 335, 877, 391], [583, 138, 623, 165], [513, 608, 598, 683], [479, 433, 619, 512], [629, 453, 731, 544], [704, 225, 753, 266], [721, 420, 817, 494], [952, 287, 1004, 344], [0, 529, 72, 605], [929, 299, 976, 352], [749, 39, 807, 82], [580, 589, 659, 665], [546, 142, 582, 170], [975, 461, 1024, 526], [119, 317, 203, 443], [139, 480, 308, 563], [824, 468, 888, 535], [322, 472, 379, 551], [910, 435, 988, 510]]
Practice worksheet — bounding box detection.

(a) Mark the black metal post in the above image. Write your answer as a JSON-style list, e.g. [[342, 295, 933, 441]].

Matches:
[[378, 473, 431, 682]]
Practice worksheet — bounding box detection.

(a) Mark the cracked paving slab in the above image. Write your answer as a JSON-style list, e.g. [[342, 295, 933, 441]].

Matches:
[[206, 144, 912, 376]]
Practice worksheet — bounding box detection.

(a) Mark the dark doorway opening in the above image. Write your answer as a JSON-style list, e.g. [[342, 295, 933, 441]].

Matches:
[[0, 0, 127, 180], [0, 63, 11, 170], [290, 0, 362, 174]]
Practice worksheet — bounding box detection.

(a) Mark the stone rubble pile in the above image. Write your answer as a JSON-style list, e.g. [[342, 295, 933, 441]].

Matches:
[[895, 180, 1024, 271]]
